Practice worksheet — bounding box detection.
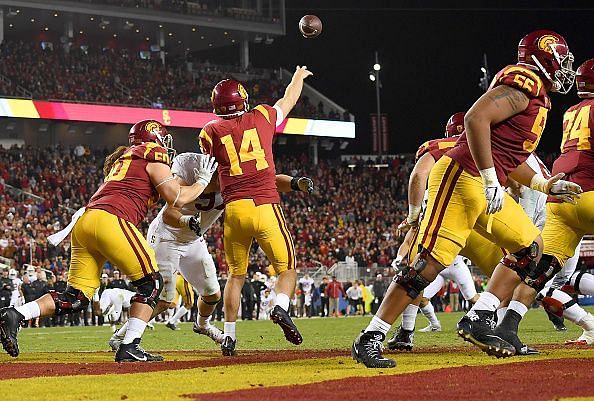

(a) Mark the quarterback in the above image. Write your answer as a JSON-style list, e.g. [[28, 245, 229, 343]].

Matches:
[[0, 120, 217, 362], [199, 66, 312, 355]]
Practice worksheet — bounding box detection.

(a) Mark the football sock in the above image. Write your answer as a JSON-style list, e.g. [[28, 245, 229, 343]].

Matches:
[[224, 322, 236, 341], [550, 288, 587, 323], [571, 272, 594, 295], [497, 309, 522, 334], [508, 300, 528, 318], [578, 313, 594, 330], [169, 306, 188, 325], [123, 317, 147, 344], [496, 307, 507, 327], [115, 321, 129, 338], [469, 292, 500, 313], [401, 304, 418, 331], [421, 303, 440, 327], [365, 315, 391, 336], [275, 293, 290, 312], [15, 301, 41, 320]]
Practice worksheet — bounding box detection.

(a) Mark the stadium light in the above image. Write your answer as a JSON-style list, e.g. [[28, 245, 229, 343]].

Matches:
[[373, 63, 381, 71], [368, 73, 376, 82], [481, 67, 486, 73]]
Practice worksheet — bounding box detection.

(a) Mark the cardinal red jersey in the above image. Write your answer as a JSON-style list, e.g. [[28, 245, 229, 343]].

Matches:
[[416, 136, 459, 162], [551, 98, 594, 192], [87, 143, 170, 226], [447, 65, 551, 182], [199, 104, 279, 205]]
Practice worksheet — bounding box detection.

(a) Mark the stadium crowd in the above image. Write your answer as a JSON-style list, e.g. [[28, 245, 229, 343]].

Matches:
[[0, 40, 341, 120]]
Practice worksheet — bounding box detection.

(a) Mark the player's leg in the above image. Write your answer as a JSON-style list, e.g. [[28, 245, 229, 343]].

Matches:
[[354, 157, 481, 367], [222, 200, 257, 355], [0, 211, 101, 357], [255, 203, 302, 345], [419, 274, 445, 332], [448, 257, 478, 303], [92, 210, 164, 362], [179, 239, 224, 344], [387, 295, 421, 351]]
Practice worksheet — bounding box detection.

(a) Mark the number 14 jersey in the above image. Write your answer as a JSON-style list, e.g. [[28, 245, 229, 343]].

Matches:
[[199, 104, 281, 205]]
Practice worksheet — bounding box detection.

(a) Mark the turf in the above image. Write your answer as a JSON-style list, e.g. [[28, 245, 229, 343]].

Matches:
[[9, 306, 594, 354]]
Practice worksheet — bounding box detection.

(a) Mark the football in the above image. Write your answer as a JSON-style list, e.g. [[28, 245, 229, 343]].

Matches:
[[299, 15, 322, 38]]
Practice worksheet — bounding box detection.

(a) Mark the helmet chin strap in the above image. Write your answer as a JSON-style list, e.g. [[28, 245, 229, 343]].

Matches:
[[531, 55, 560, 91]]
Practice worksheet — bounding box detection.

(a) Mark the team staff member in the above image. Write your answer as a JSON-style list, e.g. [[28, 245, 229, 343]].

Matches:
[[0, 120, 217, 362], [199, 66, 312, 356]]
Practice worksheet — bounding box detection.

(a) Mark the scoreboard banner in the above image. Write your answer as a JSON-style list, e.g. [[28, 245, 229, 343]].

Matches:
[[0, 98, 355, 138]]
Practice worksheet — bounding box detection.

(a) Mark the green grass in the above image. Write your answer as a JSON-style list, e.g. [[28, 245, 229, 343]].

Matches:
[[13, 306, 594, 354]]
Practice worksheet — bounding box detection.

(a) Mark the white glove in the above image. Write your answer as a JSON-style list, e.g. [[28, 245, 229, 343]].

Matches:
[[530, 173, 582, 204], [391, 255, 405, 272], [193, 155, 218, 187], [480, 167, 504, 214], [396, 204, 421, 236]]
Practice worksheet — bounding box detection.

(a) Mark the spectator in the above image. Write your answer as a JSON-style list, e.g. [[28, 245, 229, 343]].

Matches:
[[325, 276, 344, 317], [215, 273, 227, 321], [0, 268, 12, 308], [107, 270, 129, 290], [318, 276, 329, 317], [372, 274, 387, 314], [448, 280, 461, 312], [346, 280, 363, 316]]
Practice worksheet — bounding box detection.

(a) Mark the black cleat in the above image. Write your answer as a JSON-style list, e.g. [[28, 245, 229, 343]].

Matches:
[[457, 310, 515, 358], [554, 323, 568, 331], [493, 326, 539, 356], [387, 326, 414, 351], [270, 305, 303, 345], [165, 322, 178, 331], [0, 307, 24, 357], [352, 331, 396, 368], [115, 338, 164, 362], [221, 336, 237, 356]]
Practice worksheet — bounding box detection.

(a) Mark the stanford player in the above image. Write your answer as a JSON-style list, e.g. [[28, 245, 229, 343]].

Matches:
[[199, 66, 312, 356], [0, 120, 217, 362]]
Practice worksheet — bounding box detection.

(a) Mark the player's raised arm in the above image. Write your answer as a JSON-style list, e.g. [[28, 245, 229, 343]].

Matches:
[[465, 85, 529, 214], [274, 66, 313, 120], [276, 174, 314, 194], [146, 156, 218, 208], [399, 152, 435, 234]]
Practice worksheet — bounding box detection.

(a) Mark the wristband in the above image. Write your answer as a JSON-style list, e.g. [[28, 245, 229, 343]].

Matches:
[[529, 174, 549, 194], [290, 177, 300, 191], [408, 204, 422, 222], [179, 215, 192, 228], [479, 167, 499, 187]]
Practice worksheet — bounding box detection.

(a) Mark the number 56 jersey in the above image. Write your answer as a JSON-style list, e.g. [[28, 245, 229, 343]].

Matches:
[[199, 104, 282, 205]]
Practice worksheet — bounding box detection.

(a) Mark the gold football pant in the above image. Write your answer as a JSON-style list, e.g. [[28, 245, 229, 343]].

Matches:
[[68, 208, 158, 300], [175, 274, 195, 308], [224, 200, 295, 277], [542, 191, 594, 266], [418, 156, 539, 267]]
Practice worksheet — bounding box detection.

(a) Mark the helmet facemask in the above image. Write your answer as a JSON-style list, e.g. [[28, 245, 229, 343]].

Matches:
[[156, 132, 176, 163], [532, 44, 575, 94]]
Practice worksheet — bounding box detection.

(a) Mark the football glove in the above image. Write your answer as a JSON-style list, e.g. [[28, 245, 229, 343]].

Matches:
[[480, 167, 504, 214], [193, 155, 218, 187], [179, 214, 201, 235], [397, 204, 421, 235], [291, 176, 314, 194], [530, 172, 582, 204]]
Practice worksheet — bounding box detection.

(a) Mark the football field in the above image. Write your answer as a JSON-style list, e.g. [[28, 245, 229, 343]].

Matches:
[[2, 309, 594, 401]]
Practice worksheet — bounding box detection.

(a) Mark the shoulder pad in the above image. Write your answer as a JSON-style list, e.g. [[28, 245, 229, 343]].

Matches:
[[132, 143, 170, 165], [493, 65, 545, 98]]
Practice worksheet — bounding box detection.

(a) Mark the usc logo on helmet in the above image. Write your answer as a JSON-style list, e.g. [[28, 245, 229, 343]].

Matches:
[[145, 121, 162, 135], [537, 35, 559, 54], [237, 83, 248, 99]]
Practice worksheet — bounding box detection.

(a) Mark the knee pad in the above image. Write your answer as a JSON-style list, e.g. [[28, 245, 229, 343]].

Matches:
[[395, 249, 432, 299], [501, 241, 539, 276], [518, 253, 562, 292], [131, 272, 164, 309], [539, 288, 576, 317], [50, 287, 90, 316]]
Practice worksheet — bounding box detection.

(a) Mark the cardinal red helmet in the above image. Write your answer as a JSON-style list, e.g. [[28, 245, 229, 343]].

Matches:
[[445, 112, 465, 137], [211, 79, 249, 118], [517, 30, 575, 94], [576, 59, 594, 98], [129, 119, 175, 159]]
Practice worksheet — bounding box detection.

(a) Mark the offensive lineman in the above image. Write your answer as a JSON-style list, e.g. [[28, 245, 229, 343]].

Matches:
[[199, 66, 313, 356], [0, 120, 217, 362]]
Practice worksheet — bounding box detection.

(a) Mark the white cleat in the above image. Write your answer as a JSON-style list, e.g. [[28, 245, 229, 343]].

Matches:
[[419, 324, 442, 333], [566, 313, 594, 346], [193, 322, 225, 344]]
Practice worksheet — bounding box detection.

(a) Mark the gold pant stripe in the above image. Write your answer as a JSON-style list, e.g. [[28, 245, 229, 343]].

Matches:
[[275, 205, 296, 268], [124, 220, 156, 273], [272, 204, 294, 270], [117, 217, 148, 276]]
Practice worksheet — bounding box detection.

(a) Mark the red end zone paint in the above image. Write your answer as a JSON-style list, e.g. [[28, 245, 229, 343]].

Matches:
[[183, 358, 594, 401]]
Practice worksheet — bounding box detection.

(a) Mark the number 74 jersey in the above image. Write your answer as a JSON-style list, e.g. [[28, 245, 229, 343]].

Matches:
[[199, 104, 280, 206], [553, 98, 594, 192]]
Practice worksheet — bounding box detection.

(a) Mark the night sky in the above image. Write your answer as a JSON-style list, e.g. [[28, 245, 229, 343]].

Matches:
[[247, 1, 594, 154]]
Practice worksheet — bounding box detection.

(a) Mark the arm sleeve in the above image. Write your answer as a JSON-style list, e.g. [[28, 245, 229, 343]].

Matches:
[[273, 105, 285, 127]]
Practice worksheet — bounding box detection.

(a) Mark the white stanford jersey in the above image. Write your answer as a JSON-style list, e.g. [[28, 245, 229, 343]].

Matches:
[[149, 152, 224, 243]]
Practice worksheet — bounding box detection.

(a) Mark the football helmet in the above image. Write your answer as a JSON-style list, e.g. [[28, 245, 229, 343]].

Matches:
[[129, 119, 175, 160], [211, 79, 249, 118], [576, 59, 594, 98], [517, 30, 575, 94], [445, 112, 465, 137]]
